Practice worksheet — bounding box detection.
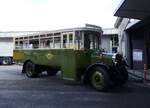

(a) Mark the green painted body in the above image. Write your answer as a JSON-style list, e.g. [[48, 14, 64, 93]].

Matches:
[[13, 49, 113, 81]]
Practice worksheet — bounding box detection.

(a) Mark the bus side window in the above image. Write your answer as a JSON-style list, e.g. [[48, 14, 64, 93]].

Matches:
[[46, 40, 50, 48], [54, 37, 61, 48], [29, 40, 39, 49], [63, 34, 67, 48], [84, 34, 90, 49], [69, 33, 73, 48]]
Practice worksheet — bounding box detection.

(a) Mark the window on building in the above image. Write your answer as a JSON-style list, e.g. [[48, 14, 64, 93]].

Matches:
[[111, 35, 119, 53], [111, 36, 118, 47]]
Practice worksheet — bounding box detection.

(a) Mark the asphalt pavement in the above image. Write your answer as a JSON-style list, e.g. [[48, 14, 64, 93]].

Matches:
[[0, 65, 150, 108]]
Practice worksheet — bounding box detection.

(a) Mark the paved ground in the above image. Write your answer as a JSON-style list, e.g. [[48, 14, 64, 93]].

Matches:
[[0, 65, 150, 108]]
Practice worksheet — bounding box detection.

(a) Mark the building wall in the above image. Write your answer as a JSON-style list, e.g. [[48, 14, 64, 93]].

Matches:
[[0, 37, 14, 57], [101, 35, 111, 52], [117, 18, 130, 56], [102, 28, 119, 53], [116, 18, 146, 69], [131, 33, 144, 69], [115, 18, 135, 68]]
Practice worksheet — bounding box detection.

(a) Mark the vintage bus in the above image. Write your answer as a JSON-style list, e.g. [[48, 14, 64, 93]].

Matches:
[[13, 24, 128, 91]]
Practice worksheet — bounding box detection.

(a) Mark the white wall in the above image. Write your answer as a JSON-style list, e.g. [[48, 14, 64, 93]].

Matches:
[[117, 18, 130, 56], [102, 28, 119, 53], [101, 36, 111, 52], [0, 38, 14, 57]]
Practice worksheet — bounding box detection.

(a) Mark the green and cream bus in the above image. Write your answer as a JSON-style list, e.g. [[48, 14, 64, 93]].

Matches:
[[13, 24, 128, 91]]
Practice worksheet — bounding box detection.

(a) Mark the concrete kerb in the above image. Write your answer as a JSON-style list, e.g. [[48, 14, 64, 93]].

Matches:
[[128, 69, 150, 84]]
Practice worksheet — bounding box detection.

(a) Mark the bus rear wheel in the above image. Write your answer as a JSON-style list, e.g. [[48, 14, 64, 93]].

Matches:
[[25, 61, 38, 78]]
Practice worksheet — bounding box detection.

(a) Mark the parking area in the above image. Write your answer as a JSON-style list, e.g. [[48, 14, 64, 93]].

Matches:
[[0, 65, 150, 108]]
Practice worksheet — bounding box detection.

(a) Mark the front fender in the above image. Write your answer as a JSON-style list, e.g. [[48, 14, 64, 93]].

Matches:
[[83, 63, 110, 84], [86, 63, 109, 72]]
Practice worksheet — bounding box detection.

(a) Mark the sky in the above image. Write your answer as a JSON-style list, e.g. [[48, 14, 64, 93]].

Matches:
[[0, 0, 119, 31]]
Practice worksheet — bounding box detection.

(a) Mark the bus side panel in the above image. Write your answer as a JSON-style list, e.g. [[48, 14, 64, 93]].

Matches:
[[30, 49, 62, 66], [13, 49, 92, 82], [75, 50, 91, 81], [61, 50, 92, 81], [61, 50, 77, 81], [14, 49, 63, 66], [13, 50, 26, 63], [13, 49, 78, 81]]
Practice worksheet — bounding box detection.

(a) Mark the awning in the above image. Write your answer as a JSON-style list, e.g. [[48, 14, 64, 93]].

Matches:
[[114, 0, 150, 20]]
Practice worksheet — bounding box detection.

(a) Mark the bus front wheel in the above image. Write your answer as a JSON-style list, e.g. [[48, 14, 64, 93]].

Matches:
[[90, 67, 111, 91]]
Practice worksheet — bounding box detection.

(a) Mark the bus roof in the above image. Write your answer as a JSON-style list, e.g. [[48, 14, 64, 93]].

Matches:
[[15, 24, 103, 37]]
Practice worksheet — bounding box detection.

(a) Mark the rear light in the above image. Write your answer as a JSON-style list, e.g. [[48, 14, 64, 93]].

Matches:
[[99, 54, 104, 62]]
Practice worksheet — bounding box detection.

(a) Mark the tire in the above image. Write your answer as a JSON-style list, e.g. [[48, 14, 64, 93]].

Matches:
[[2, 59, 9, 65], [1, 57, 12, 65], [90, 67, 111, 91], [24, 61, 38, 78]]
